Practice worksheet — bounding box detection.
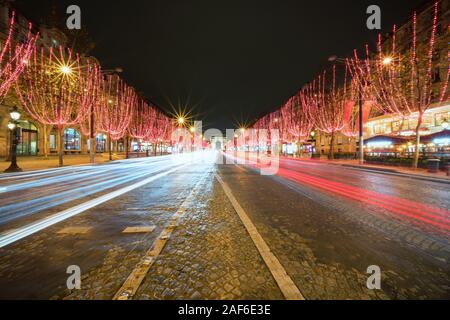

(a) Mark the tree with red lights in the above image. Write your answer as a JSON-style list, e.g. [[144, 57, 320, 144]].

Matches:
[[353, 2, 449, 168], [146, 114, 170, 155], [266, 111, 282, 155], [304, 66, 349, 159], [255, 115, 272, 153], [129, 100, 154, 140], [129, 100, 157, 155], [95, 75, 136, 160], [281, 94, 313, 156], [0, 12, 37, 102], [16, 46, 98, 166]]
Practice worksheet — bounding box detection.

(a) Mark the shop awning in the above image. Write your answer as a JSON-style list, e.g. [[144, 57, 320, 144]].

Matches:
[[364, 135, 412, 147], [421, 130, 450, 144]]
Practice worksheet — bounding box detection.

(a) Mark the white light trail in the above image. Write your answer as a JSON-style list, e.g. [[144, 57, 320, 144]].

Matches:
[[0, 165, 171, 223], [0, 163, 188, 248]]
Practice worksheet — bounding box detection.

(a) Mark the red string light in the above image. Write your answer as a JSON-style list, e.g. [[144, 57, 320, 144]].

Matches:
[[0, 12, 37, 101], [95, 75, 136, 141], [16, 46, 96, 129]]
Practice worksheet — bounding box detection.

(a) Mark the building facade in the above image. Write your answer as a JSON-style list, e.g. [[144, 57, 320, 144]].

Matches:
[[0, 3, 140, 159], [315, 0, 449, 159], [0, 2, 72, 158]]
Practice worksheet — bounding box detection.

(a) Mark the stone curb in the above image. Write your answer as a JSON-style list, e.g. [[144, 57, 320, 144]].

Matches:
[[335, 163, 450, 185]]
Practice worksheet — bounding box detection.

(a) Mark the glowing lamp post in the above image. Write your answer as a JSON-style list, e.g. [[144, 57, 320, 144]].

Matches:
[[5, 107, 22, 173], [59, 65, 72, 75], [382, 56, 393, 66]]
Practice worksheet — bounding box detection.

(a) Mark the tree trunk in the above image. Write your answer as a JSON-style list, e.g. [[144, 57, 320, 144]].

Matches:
[[108, 133, 112, 161], [349, 137, 356, 159], [125, 136, 129, 159], [413, 113, 424, 169], [42, 125, 49, 159], [57, 126, 64, 167], [89, 105, 95, 163], [296, 142, 302, 158], [89, 136, 96, 164], [328, 132, 335, 160]]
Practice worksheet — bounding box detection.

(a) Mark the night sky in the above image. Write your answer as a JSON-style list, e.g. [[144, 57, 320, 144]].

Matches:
[[14, 0, 425, 130]]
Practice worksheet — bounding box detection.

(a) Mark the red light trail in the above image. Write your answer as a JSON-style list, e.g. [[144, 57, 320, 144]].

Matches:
[[228, 153, 450, 234]]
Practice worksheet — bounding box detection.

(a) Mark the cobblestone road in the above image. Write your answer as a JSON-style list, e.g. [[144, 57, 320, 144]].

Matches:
[[134, 176, 283, 300], [0, 152, 448, 300], [217, 161, 449, 300], [0, 154, 283, 300]]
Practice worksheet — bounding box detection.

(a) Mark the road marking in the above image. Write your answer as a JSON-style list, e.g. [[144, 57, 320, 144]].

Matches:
[[234, 165, 248, 173], [0, 164, 187, 249], [113, 173, 208, 300], [122, 226, 156, 234], [57, 227, 92, 235], [215, 173, 305, 300]]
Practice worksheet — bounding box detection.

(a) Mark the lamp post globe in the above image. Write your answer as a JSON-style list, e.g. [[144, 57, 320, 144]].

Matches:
[[5, 106, 22, 173], [10, 107, 21, 121]]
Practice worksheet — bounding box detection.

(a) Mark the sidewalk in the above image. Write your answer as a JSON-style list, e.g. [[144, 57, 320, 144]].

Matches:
[[0, 154, 129, 173], [284, 156, 450, 182]]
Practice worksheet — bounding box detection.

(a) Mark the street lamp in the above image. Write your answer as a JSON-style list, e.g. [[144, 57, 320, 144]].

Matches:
[[382, 56, 393, 66], [178, 117, 185, 126], [5, 106, 22, 173], [59, 65, 72, 75], [10, 108, 21, 121]]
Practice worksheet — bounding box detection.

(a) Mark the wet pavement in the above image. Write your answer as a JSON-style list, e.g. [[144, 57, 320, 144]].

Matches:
[[218, 154, 450, 299], [0, 151, 448, 300]]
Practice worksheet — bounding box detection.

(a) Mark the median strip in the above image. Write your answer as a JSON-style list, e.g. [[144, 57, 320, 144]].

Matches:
[[122, 226, 156, 234], [113, 172, 208, 300], [215, 174, 305, 300]]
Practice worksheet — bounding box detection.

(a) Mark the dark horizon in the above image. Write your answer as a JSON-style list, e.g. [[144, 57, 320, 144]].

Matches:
[[14, 0, 426, 130]]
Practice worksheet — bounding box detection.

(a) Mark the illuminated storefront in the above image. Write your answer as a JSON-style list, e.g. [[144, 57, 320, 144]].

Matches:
[[96, 134, 107, 153], [64, 128, 81, 151], [365, 104, 449, 139], [363, 104, 450, 158], [16, 121, 38, 156]]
